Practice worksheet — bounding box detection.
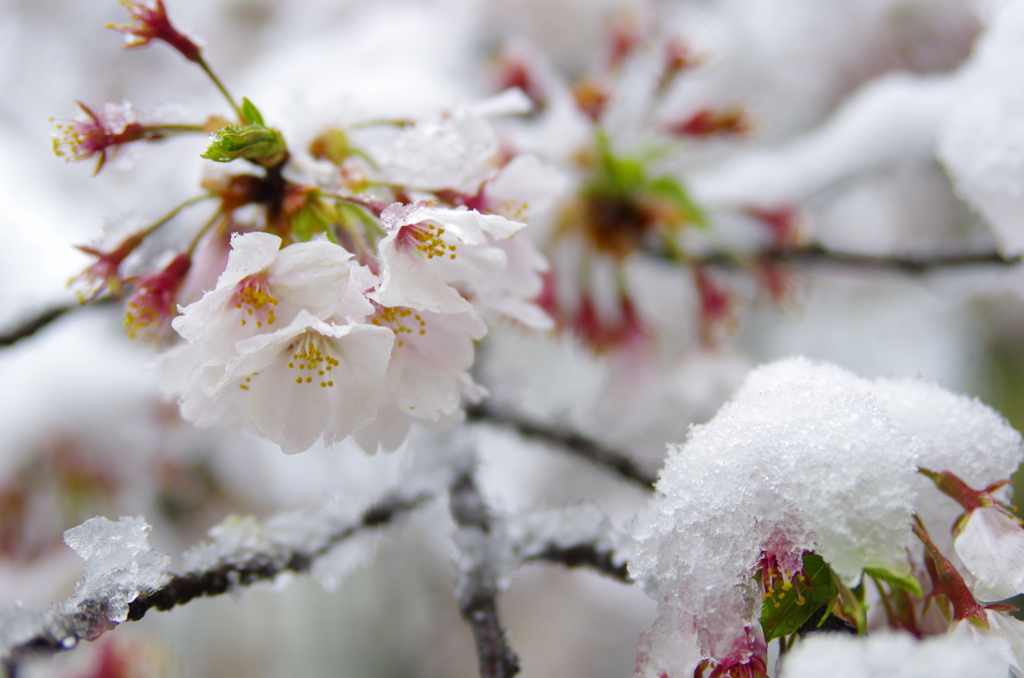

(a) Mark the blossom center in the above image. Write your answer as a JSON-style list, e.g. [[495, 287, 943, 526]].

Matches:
[[286, 332, 337, 388], [758, 549, 810, 608], [234, 275, 278, 328], [398, 222, 458, 260], [370, 306, 427, 348]]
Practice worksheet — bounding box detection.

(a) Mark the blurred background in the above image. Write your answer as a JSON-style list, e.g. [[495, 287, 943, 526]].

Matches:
[[2, 0, 1022, 676]]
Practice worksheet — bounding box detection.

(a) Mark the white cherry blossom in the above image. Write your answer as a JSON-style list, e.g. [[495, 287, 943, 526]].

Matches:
[[172, 232, 359, 363], [201, 309, 395, 455], [375, 202, 544, 322], [955, 507, 1024, 602]]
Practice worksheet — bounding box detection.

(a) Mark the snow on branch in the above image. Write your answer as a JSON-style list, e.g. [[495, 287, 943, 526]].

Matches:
[[0, 489, 430, 674], [448, 465, 628, 678]]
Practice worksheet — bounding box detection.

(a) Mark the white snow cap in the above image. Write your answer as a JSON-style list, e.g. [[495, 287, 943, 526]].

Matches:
[[64, 516, 171, 623], [629, 356, 1021, 674]]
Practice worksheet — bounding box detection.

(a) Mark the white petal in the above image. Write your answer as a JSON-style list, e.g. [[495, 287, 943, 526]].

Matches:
[[320, 325, 395, 444], [217, 232, 282, 290], [414, 205, 524, 243], [248, 355, 331, 455], [375, 239, 473, 314], [956, 507, 1024, 601], [270, 240, 354, 309]]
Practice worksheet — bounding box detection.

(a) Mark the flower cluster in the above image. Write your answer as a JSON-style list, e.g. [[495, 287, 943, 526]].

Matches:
[[55, 0, 550, 455], [166, 199, 545, 454]]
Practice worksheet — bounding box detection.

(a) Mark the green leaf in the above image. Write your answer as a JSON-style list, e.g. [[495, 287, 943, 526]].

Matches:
[[864, 566, 923, 598], [759, 553, 838, 642], [241, 98, 265, 126], [201, 124, 287, 167], [646, 176, 708, 229]]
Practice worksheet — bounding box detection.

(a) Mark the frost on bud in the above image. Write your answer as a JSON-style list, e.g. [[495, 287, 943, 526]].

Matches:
[[107, 0, 201, 63], [202, 124, 288, 167], [124, 253, 192, 342]]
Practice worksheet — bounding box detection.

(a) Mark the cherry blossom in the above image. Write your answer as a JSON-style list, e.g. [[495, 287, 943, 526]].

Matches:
[[108, 0, 201, 62], [375, 202, 540, 321], [181, 309, 394, 455], [172, 231, 360, 364], [956, 507, 1024, 602], [52, 101, 148, 175]]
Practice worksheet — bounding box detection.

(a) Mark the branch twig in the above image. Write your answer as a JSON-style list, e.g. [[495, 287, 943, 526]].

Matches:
[[465, 404, 657, 490], [527, 542, 630, 584], [450, 472, 521, 678], [654, 245, 1019, 274], [0, 490, 429, 672]]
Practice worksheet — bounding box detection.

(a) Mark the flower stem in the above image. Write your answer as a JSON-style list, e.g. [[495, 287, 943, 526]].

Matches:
[[143, 193, 216, 239], [194, 54, 245, 122], [185, 209, 224, 255], [143, 124, 207, 137]]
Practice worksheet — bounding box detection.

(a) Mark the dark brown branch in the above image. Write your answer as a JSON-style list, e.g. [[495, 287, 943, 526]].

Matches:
[[464, 405, 657, 490], [0, 298, 117, 348], [0, 304, 74, 348], [450, 472, 521, 678], [653, 245, 1019, 274], [527, 543, 630, 584]]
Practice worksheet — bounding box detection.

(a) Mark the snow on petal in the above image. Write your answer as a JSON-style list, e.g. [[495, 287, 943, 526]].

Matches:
[[630, 357, 919, 663]]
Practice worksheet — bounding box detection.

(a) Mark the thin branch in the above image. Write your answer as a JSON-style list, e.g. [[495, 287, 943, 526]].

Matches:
[[0, 298, 118, 349], [450, 472, 521, 678], [0, 490, 429, 672], [653, 245, 1019, 274], [464, 404, 657, 490], [0, 304, 76, 348], [527, 542, 631, 584]]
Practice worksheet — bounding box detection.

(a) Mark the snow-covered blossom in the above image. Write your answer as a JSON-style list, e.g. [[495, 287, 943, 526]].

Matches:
[[629, 356, 1022, 676]]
